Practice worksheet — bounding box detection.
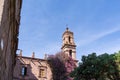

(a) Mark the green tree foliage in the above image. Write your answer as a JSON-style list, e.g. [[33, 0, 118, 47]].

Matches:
[[70, 52, 120, 80], [113, 51, 120, 78]]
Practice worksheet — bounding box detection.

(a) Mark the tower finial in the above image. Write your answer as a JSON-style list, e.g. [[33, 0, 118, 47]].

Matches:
[[66, 27, 69, 31], [66, 24, 69, 31]]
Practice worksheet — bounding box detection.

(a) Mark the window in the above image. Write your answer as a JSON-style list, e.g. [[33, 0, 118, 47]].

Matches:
[[68, 36, 71, 43], [39, 66, 47, 78], [0, 39, 4, 50], [39, 69, 45, 78], [69, 50, 72, 57], [21, 66, 27, 76]]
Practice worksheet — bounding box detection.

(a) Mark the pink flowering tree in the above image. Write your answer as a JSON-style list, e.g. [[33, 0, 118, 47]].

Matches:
[[65, 57, 77, 80], [47, 52, 76, 80]]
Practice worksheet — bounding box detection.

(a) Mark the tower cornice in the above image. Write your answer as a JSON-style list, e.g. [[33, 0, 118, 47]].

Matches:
[[61, 43, 76, 49]]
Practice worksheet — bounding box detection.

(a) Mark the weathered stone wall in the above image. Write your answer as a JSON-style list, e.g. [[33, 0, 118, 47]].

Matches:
[[13, 56, 52, 80], [0, 0, 22, 80]]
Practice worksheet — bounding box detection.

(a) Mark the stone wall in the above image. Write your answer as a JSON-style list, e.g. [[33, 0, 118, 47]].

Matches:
[[13, 56, 52, 80], [0, 0, 22, 80]]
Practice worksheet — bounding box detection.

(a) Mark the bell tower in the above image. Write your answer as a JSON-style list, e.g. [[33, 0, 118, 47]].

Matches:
[[61, 27, 76, 60]]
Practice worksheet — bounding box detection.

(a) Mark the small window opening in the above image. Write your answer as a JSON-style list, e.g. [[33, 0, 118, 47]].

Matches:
[[22, 66, 27, 76], [68, 36, 71, 43], [69, 50, 72, 57], [40, 69, 45, 78]]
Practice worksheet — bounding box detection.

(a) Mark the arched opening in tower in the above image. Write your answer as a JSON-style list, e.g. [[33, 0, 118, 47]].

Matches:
[[68, 36, 71, 43], [69, 50, 72, 57]]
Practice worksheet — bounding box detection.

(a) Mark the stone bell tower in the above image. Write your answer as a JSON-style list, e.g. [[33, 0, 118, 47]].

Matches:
[[61, 27, 76, 60]]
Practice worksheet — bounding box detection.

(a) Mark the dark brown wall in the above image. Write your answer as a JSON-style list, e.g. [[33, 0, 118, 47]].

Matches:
[[0, 0, 22, 80]]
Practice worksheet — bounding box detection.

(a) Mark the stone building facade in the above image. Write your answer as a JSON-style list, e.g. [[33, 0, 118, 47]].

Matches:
[[0, 0, 22, 80], [13, 28, 77, 80], [13, 52, 52, 80]]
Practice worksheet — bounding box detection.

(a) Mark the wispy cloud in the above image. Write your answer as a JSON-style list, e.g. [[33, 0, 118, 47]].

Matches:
[[101, 46, 120, 54], [77, 26, 120, 47]]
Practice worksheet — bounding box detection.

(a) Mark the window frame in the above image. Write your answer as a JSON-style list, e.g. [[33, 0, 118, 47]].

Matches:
[[21, 66, 27, 76], [38, 66, 47, 78]]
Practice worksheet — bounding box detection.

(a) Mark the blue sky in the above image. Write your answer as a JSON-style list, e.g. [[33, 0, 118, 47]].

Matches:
[[18, 0, 120, 61]]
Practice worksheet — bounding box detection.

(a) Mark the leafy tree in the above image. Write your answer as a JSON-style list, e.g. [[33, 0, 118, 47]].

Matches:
[[47, 52, 76, 80], [112, 51, 120, 79], [70, 52, 120, 80], [70, 53, 99, 80], [114, 51, 120, 70], [65, 57, 77, 80], [47, 52, 67, 80]]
